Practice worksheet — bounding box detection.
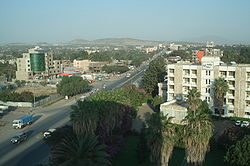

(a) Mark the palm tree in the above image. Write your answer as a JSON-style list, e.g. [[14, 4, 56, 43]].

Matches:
[[186, 88, 201, 112], [145, 112, 176, 166], [182, 89, 213, 166], [51, 133, 111, 166], [213, 77, 229, 116]]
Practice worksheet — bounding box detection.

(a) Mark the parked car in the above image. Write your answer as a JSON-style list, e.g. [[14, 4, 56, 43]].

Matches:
[[235, 120, 241, 126], [241, 121, 250, 127], [43, 128, 56, 139], [11, 132, 27, 144]]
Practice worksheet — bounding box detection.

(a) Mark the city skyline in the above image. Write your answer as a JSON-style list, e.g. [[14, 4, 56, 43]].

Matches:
[[0, 0, 250, 44]]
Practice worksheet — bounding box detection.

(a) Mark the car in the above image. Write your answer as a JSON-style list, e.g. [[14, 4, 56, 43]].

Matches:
[[241, 121, 250, 127], [43, 128, 56, 139], [235, 120, 241, 126], [11, 132, 27, 144]]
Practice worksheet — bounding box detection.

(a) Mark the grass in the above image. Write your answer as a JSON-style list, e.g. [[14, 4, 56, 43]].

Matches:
[[112, 136, 153, 166], [113, 136, 227, 166]]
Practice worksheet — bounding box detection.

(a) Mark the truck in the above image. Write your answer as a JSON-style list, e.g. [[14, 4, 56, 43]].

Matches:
[[13, 115, 34, 129]]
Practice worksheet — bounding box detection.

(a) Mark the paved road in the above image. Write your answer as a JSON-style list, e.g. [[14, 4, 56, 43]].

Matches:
[[0, 49, 165, 166]]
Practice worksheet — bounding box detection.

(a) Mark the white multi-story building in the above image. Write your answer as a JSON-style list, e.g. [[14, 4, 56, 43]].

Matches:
[[159, 56, 250, 118]]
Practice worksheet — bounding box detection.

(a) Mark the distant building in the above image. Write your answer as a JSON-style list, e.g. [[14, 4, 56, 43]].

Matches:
[[73, 59, 109, 72], [16, 46, 61, 81], [159, 56, 250, 119]]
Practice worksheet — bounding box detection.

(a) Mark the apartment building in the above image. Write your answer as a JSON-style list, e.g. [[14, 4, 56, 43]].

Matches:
[[16, 46, 61, 81], [159, 56, 250, 118]]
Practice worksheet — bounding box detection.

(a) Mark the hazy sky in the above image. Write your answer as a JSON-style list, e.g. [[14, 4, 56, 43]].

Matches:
[[0, 0, 250, 43]]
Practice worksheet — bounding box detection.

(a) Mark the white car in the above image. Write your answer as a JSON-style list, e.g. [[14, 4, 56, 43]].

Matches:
[[43, 129, 56, 139], [235, 120, 241, 126], [241, 121, 250, 127]]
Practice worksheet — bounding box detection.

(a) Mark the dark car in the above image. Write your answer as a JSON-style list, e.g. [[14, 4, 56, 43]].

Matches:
[[11, 132, 27, 144]]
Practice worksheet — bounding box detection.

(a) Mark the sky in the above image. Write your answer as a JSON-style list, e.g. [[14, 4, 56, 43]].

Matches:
[[0, 0, 250, 44]]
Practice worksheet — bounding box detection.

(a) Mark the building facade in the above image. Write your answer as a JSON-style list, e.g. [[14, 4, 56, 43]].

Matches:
[[16, 46, 61, 81], [159, 56, 250, 118]]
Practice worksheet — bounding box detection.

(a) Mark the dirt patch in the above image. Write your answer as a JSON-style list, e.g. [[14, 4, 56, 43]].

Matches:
[[15, 86, 57, 97]]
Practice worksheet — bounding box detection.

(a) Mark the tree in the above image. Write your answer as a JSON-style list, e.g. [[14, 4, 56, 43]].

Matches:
[[141, 57, 166, 97], [186, 88, 201, 112], [182, 89, 213, 166], [213, 77, 229, 116], [51, 133, 111, 166], [57, 77, 88, 97], [145, 112, 176, 166], [224, 135, 250, 166]]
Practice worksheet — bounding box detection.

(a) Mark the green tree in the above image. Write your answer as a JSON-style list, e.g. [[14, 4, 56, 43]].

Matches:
[[141, 57, 166, 97], [57, 77, 88, 97], [182, 89, 213, 166], [51, 133, 110, 166], [224, 135, 250, 166], [145, 112, 176, 166], [213, 77, 229, 116], [186, 88, 201, 113]]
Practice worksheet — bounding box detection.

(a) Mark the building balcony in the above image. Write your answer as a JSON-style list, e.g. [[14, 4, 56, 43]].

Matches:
[[168, 88, 174, 93], [168, 73, 175, 77], [245, 106, 250, 112], [227, 76, 235, 80], [246, 76, 250, 81], [227, 104, 234, 110], [228, 85, 235, 90], [227, 95, 234, 99], [246, 87, 250, 91], [246, 96, 250, 100], [168, 81, 175, 85]]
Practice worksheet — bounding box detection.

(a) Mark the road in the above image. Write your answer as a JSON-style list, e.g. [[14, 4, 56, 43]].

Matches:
[[0, 49, 165, 166]]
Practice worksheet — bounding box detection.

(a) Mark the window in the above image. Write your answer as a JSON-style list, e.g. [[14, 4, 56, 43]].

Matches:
[[191, 78, 197, 84], [206, 79, 211, 84], [205, 97, 211, 102], [206, 88, 210, 93], [184, 69, 190, 75], [169, 77, 174, 82], [228, 71, 235, 77], [169, 85, 174, 90], [191, 70, 197, 75], [245, 112, 250, 115], [169, 69, 174, 74], [246, 101, 250, 106], [184, 78, 190, 84], [229, 110, 234, 113], [228, 99, 234, 105], [220, 71, 227, 77], [206, 70, 211, 76]]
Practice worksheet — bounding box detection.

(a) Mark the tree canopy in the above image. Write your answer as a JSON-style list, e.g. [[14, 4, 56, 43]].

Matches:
[[141, 57, 166, 96], [224, 135, 250, 166], [57, 76, 89, 96]]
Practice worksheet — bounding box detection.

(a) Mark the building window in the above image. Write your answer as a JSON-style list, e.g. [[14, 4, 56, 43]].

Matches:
[[206, 79, 211, 84], [206, 88, 210, 93], [191, 70, 197, 75], [247, 72, 250, 78], [246, 101, 250, 106], [169, 69, 174, 74], [245, 112, 250, 115], [169, 77, 174, 82], [220, 71, 227, 77], [206, 70, 211, 76], [169, 85, 174, 90], [205, 97, 211, 102], [228, 81, 235, 87], [184, 78, 190, 84], [229, 110, 234, 113], [184, 69, 190, 75], [228, 71, 235, 77], [228, 90, 234, 96], [228, 99, 234, 105], [191, 78, 197, 84]]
